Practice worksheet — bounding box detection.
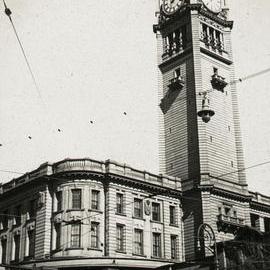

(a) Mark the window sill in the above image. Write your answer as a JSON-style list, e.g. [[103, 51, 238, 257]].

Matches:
[[116, 250, 126, 254], [116, 212, 126, 217], [24, 255, 34, 261], [132, 216, 145, 221], [132, 253, 146, 257], [169, 223, 179, 227], [88, 209, 103, 213], [51, 248, 63, 254], [66, 209, 85, 212], [65, 247, 84, 251], [151, 256, 163, 260], [53, 210, 64, 215], [150, 220, 163, 224], [87, 247, 102, 251]]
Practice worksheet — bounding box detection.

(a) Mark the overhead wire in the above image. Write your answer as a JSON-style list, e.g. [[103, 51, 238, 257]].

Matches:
[[1, 0, 44, 106]]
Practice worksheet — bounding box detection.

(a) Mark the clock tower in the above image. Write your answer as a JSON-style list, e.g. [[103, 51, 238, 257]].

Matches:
[[154, 0, 250, 261]]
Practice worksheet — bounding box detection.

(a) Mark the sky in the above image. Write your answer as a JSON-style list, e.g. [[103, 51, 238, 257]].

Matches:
[[0, 0, 270, 194]]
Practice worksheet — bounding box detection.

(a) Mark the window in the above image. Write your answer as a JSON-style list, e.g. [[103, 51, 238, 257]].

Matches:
[[224, 206, 231, 216], [152, 202, 161, 222], [71, 224, 81, 248], [134, 198, 143, 219], [250, 214, 259, 229], [72, 189, 81, 209], [116, 224, 125, 252], [91, 190, 100, 210], [56, 191, 62, 212], [15, 205, 21, 226], [116, 193, 124, 214], [1, 239, 7, 264], [55, 224, 61, 250], [28, 230, 35, 257], [170, 205, 177, 225], [174, 68, 181, 79], [152, 233, 161, 258], [171, 235, 178, 259], [264, 217, 270, 233], [29, 199, 37, 219], [134, 229, 143, 255], [13, 235, 20, 262], [90, 222, 99, 248], [1, 210, 8, 230]]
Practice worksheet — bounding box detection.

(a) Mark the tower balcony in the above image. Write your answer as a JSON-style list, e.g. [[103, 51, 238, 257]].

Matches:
[[168, 76, 185, 90], [217, 214, 245, 234], [211, 74, 228, 91]]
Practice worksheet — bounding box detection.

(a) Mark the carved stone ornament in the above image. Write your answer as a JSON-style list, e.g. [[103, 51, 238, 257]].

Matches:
[[0, 234, 7, 240], [144, 200, 151, 215]]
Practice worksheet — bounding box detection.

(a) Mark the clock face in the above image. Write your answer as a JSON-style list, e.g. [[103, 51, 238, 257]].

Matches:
[[163, 0, 183, 15], [203, 0, 222, 13]]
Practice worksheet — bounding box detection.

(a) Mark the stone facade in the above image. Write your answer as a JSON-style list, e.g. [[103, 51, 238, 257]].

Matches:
[[0, 159, 183, 269]]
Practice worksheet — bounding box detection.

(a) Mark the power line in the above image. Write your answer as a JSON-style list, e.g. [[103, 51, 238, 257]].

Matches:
[[2, 0, 45, 107]]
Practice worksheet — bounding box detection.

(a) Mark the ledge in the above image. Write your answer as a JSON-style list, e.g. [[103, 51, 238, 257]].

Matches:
[[132, 216, 145, 221], [87, 247, 102, 252], [88, 209, 103, 214], [132, 253, 147, 258], [169, 223, 179, 228], [115, 250, 126, 254], [150, 220, 163, 224], [65, 247, 84, 251], [66, 208, 85, 212], [115, 212, 127, 217]]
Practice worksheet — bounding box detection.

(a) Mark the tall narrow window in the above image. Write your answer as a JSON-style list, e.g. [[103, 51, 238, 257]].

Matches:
[[91, 190, 100, 210], [134, 229, 143, 255], [152, 233, 161, 258], [29, 200, 37, 219], [2, 210, 8, 230], [71, 224, 81, 248], [170, 205, 177, 225], [116, 193, 124, 214], [134, 198, 143, 218], [265, 217, 270, 233], [56, 191, 62, 212], [72, 189, 81, 209], [90, 222, 99, 248], [116, 224, 125, 252], [28, 230, 35, 258], [1, 239, 7, 264], [152, 202, 161, 222], [181, 25, 187, 49], [171, 235, 178, 259], [15, 205, 21, 226], [250, 214, 260, 229], [55, 224, 61, 250], [174, 68, 181, 79], [14, 234, 20, 262]]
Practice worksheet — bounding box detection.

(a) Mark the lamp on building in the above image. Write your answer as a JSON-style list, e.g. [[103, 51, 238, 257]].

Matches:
[[198, 91, 215, 123]]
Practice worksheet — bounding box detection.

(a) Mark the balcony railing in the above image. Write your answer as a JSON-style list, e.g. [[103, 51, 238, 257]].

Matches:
[[211, 74, 228, 92], [169, 76, 185, 90], [217, 214, 245, 234]]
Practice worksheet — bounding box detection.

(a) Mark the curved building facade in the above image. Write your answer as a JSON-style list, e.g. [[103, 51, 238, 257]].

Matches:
[[0, 158, 183, 269]]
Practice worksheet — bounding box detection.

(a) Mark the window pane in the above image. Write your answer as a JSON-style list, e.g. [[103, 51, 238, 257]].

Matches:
[[28, 230, 35, 257], [152, 203, 160, 222], [134, 198, 143, 218], [55, 224, 61, 250], [116, 193, 124, 214], [56, 191, 62, 212], [170, 206, 176, 225], [15, 206, 21, 225], [116, 224, 125, 251], [29, 200, 37, 218], [91, 222, 99, 248], [1, 239, 7, 264], [152, 233, 161, 257], [14, 235, 20, 261], [91, 190, 100, 210], [171, 235, 178, 259], [71, 224, 81, 248], [72, 189, 81, 209], [134, 229, 143, 255]]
